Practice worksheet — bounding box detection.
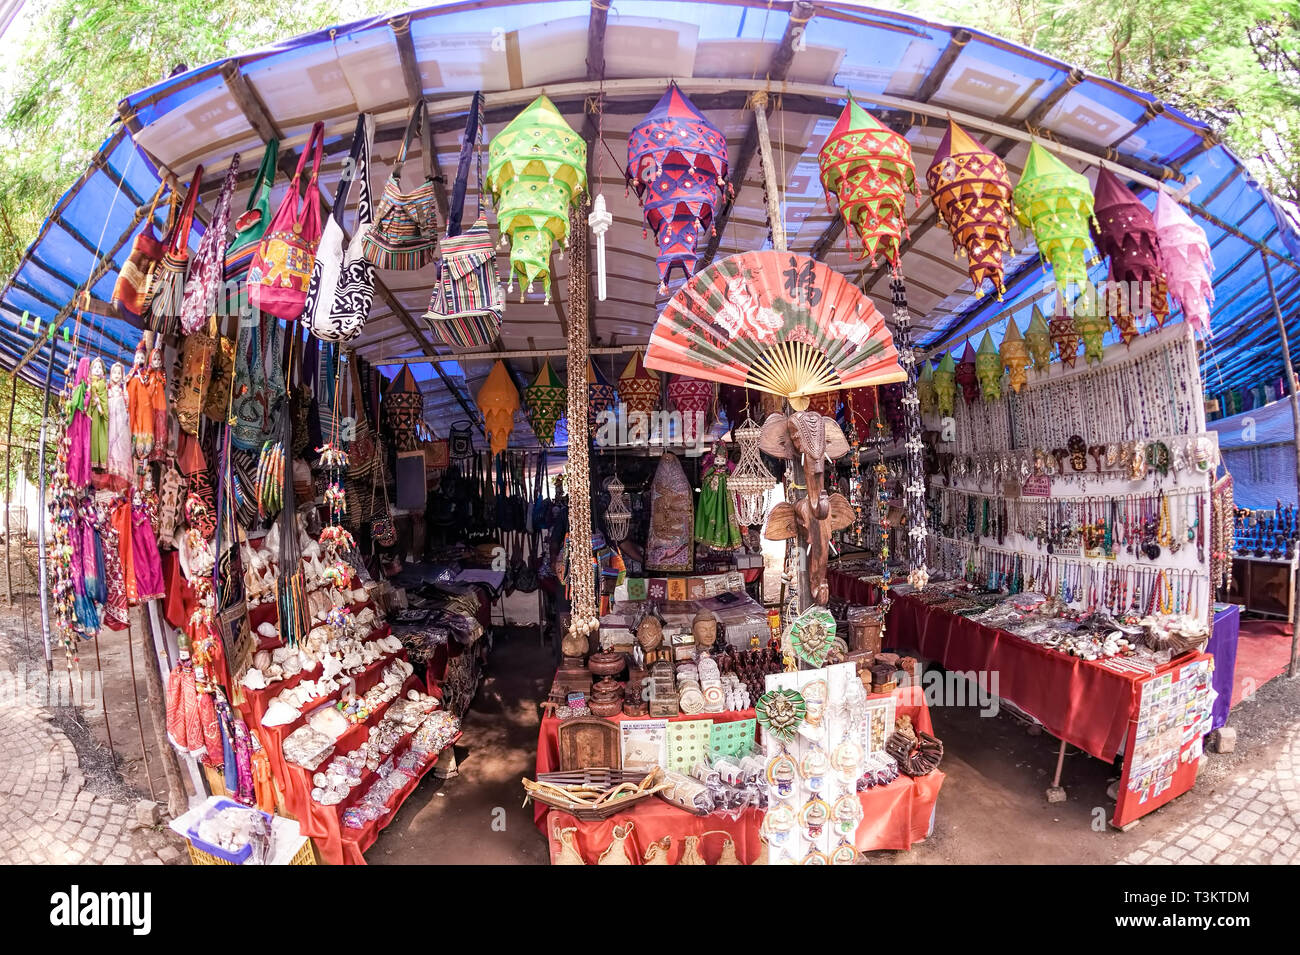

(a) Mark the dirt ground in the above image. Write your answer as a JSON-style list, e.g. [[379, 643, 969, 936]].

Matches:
[[14, 529, 1297, 865]]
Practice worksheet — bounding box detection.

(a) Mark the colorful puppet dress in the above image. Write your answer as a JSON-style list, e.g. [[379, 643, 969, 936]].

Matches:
[[96, 497, 129, 630], [88, 359, 109, 470], [131, 491, 165, 601], [106, 363, 132, 482], [65, 358, 93, 488], [127, 365, 154, 466], [148, 348, 168, 461], [695, 453, 741, 550]]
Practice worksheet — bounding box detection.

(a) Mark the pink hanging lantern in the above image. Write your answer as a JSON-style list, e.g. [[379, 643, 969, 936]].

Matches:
[[1155, 190, 1215, 336]]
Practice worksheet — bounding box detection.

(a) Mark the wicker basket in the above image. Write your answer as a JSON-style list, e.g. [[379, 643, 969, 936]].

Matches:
[[185, 836, 316, 866]]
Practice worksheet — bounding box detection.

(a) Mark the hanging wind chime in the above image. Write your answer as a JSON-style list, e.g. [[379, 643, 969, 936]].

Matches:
[[1013, 143, 1097, 297], [626, 82, 730, 292], [487, 94, 587, 303], [1155, 189, 1215, 336], [603, 474, 631, 543], [927, 120, 1014, 298], [729, 416, 776, 527]]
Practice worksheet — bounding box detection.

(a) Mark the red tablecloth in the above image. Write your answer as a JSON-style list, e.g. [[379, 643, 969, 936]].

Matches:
[[534, 685, 943, 860]]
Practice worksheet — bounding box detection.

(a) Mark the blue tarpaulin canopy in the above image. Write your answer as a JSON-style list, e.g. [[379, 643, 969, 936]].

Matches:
[[2, 0, 1297, 443]]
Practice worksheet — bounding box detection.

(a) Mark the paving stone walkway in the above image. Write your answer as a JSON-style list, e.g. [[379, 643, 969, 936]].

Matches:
[[1119, 721, 1300, 865], [0, 631, 181, 865]]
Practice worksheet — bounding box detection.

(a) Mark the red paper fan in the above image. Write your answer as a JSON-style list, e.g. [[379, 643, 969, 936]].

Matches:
[[644, 251, 905, 407]]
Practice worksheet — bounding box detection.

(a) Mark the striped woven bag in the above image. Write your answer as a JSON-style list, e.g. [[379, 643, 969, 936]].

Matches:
[[361, 100, 439, 270]]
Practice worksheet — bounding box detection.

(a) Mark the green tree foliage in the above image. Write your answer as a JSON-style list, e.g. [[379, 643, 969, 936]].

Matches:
[[887, 0, 1300, 203], [0, 0, 393, 277]]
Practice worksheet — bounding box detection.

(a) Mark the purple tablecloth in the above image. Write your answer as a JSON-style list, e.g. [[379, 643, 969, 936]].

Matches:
[[1208, 603, 1240, 731]]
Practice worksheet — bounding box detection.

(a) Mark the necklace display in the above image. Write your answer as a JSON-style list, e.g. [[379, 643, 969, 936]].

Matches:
[[925, 324, 1214, 623]]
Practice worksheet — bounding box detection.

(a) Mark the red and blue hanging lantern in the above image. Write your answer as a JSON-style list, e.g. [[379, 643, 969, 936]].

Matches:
[[627, 82, 730, 292]]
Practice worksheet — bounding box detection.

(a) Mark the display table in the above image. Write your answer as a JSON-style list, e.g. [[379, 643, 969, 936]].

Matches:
[[829, 569, 1222, 827], [534, 686, 944, 861]]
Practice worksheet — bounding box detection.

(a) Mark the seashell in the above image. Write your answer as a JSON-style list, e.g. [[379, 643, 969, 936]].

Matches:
[[253, 650, 272, 670], [241, 668, 267, 690], [313, 772, 327, 788]]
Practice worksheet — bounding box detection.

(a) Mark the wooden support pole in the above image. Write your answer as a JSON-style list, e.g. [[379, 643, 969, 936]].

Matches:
[[1261, 251, 1300, 679], [752, 99, 787, 254], [132, 604, 188, 817], [3, 368, 15, 604]]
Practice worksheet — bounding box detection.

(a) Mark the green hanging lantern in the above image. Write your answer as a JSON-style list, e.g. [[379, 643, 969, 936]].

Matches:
[[917, 360, 936, 415], [1013, 143, 1096, 295], [975, 330, 1002, 402], [933, 352, 956, 417], [487, 94, 587, 303], [1075, 309, 1109, 366], [1026, 305, 1053, 375], [524, 359, 566, 447]]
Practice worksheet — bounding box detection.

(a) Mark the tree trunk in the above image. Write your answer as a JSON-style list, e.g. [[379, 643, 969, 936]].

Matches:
[[133, 605, 188, 818]]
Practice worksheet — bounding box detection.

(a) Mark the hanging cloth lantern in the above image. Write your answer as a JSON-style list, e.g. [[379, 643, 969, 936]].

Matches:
[[1093, 169, 1169, 329], [1075, 309, 1110, 365], [729, 417, 776, 527], [915, 362, 937, 415], [933, 352, 957, 417], [524, 359, 566, 448], [476, 360, 519, 456], [586, 360, 617, 436], [1013, 143, 1096, 295], [620, 349, 661, 417], [975, 331, 1002, 402], [955, 341, 980, 405], [487, 94, 587, 303], [667, 374, 711, 444], [383, 365, 425, 453], [927, 121, 1014, 298], [1026, 305, 1053, 374], [999, 318, 1031, 393], [603, 475, 631, 543], [627, 82, 730, 290], [818, 97, 919, 266], [1049, 304, 1081, 368], [1155, 190, 1215, 336]]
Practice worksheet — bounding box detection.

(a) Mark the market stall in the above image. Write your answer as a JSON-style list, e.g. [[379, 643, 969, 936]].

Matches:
[[3, 1, 1297, 867]]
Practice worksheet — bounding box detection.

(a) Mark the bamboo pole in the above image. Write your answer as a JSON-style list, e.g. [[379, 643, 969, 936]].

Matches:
[[132, 604, 187, 817], [1261, 251, 1300, 679], [3, 368, 16, 604]]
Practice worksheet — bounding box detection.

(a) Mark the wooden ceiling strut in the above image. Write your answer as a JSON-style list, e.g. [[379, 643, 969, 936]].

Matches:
[[695, 1, 817, 272]]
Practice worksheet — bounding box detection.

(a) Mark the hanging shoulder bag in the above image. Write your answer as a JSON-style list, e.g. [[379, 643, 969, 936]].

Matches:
[[148, 165, 203, 337], [249, 121, 326, 320], [305, 113, 378, 343], [180, 155, 241, 334], [362, 100, 439, 270], [113, 186, 170, 319], [346, 356, 377, 479]]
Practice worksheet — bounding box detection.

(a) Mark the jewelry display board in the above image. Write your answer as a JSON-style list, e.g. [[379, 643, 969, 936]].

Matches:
[[760, 663, 870, 865], [926, 324, 1215, 624]]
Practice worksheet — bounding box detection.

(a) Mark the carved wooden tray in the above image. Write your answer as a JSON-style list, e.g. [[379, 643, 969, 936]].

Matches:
[[556, 715, 622, 771]]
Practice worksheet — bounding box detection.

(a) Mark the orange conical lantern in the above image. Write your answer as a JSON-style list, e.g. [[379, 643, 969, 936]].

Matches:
[[476, 360, 520, 456], [999, 318, 1031, 393], [927, 121, 1014, 298], [619, 349, 661, 417]]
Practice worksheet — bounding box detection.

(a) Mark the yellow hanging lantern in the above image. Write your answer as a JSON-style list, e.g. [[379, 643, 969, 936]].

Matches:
[[999, 318, 1030, 393], [917, 361, 936, 415], [487, 95, 587, 303], [1026, 305, 1053, 374], [933, 352, 956, 417], [476, 360, 520, 456]]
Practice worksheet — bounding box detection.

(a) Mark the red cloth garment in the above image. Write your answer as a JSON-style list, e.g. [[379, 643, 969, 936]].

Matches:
[[111, 499, 138, 605], [166, 661, 206, 757], [198, 689, 224, 767]]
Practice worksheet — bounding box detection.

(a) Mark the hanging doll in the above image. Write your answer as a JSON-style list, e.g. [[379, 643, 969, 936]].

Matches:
[[96, 493, 129, 630], [148, 345, 169, 461], [126, 345, 154, 467], [131, 482, 166, 602], [88, 358, 109, 471], [65, 358, 93, 488], [695, 445, 741, 550], [106, 362, 132, 483]]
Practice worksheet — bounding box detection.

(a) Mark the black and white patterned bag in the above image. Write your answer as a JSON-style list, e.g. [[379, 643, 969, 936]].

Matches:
[[304, 112, 377, 343]]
